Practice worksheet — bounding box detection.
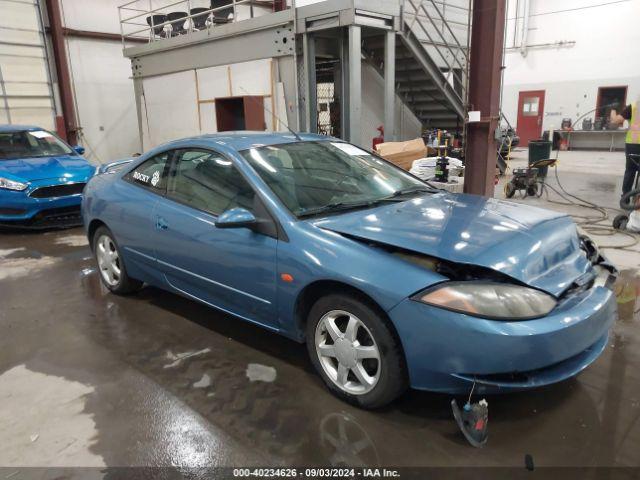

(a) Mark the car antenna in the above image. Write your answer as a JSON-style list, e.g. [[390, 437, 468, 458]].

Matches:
[[238, 86, 304, 141]]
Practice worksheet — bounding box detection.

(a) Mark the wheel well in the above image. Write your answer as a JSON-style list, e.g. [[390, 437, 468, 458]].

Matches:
[[295, 280, 401, 342], [87, 219, 106, 250]]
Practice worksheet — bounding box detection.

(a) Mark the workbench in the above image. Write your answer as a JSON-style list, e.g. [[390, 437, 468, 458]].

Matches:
[[559, 130, 627, 152]]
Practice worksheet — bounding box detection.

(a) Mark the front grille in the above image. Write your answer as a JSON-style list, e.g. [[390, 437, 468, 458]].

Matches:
[[30, 206, 82, 227], [29, 183, 86, 198], [0, 205, 81, 229]]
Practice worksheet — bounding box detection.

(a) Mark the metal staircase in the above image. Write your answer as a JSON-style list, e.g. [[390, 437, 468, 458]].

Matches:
[[364, 0, 470, 131]]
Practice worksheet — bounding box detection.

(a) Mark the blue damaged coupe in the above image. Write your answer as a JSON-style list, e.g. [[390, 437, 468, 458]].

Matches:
[[82, 132, 618, 408], [0, 125, 93, 228]]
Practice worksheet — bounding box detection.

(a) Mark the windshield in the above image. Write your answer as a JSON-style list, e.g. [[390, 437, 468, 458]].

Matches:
[[0, 130, 74, 160], [241, 141, 430, 217]]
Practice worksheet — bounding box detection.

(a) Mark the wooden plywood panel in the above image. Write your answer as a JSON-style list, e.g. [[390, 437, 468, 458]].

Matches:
[[230, 59, 272, 96], [199, 102, 217, 133], [142, 70, 199, 147], [196, 65, 230, 100], [275, 82, 287, 132], [264, 105, 273, 131], [243, 96, 266, 130]]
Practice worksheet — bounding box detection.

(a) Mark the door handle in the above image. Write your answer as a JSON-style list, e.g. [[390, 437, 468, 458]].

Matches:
[[156, 216, 168, 230]]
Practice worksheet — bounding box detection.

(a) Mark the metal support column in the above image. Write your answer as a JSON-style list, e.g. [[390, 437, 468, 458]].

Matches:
[[339, 30, 350, 141], [384, 31, 396, 142], [348, 25, 361, 146], [463, 0, 506, 197], [45, 0, 79, 145], [303, 32, 317, 133]]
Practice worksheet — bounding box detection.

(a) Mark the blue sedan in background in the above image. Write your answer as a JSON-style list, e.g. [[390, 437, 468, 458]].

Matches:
[[82, 132, 618, 408], [0, 125, 94, 228]]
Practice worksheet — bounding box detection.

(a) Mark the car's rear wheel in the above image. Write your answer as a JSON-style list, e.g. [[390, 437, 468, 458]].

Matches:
[[306, 294, 408, 408], [93, 226, 143, 294]]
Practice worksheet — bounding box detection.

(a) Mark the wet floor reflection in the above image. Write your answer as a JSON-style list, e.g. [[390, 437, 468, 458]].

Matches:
[[615, 269, 640, 322], [1, 228, 639, 467]]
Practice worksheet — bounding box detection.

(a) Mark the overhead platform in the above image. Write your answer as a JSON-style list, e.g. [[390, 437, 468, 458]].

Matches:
[[119, 0, 469, 148]]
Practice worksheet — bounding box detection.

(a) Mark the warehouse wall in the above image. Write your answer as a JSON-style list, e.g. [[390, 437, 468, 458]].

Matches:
[[502, 0, 640, 131], [57, 0, 141, 163]]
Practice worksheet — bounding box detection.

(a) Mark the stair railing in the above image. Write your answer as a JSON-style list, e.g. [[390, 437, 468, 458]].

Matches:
[[402, 0, 470, 107]]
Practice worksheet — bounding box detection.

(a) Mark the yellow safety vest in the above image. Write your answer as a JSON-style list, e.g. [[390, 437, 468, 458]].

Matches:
[[627, 102, 640, 144]]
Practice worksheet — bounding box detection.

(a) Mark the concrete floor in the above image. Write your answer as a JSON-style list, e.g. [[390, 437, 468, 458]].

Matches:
[[0, 149, 639, 471]]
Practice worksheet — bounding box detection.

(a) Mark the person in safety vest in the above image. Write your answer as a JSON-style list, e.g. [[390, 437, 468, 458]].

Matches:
[[611, 98, 640, 196]]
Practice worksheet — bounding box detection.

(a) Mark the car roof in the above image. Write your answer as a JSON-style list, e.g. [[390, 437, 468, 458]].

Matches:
[[0, 124, 44, 133], [168, 131, 336, 152]]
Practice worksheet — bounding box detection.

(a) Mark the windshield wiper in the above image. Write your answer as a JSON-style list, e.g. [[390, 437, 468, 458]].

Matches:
[[297, 200, 380, 218], [297, 187, 436, 218], [376, 186, 437, 202]]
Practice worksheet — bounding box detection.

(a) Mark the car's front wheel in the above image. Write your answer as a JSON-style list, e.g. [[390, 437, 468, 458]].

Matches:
[[93, 226, 143, 294], [306, 294, 408, 408]]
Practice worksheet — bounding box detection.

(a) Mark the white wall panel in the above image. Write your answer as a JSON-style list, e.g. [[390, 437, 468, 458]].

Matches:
[[230, 59, 272, 96], [199, 102, 217, 133], [196, 65, 230, 100], [65, 37, 141, 161], [142, 70, 199, 147], [140, 57, 281, 149], [61, 0, 124, 35]]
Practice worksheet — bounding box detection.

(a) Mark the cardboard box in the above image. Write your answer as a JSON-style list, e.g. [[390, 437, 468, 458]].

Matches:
[[375, 138, 429, 170]]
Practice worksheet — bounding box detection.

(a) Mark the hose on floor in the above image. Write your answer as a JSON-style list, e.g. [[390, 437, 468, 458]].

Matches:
[[537, 164, 639, 250]]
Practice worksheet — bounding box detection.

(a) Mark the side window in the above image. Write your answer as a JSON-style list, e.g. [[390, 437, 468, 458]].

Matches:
[[124, 152, 170, 192], [167, 149, 255, 216]]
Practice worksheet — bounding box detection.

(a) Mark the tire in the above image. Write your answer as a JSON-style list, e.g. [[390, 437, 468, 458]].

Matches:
[[526, 184, 539, 197], [613, 214, 629, 230], [505, 182, 516, 198], [306, 293, 408, 409], [93, 226, 143, 294]]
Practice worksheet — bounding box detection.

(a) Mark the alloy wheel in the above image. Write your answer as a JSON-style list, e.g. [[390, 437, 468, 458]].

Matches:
[[315, 310, 381, 395], [96, 234, 121, 287]]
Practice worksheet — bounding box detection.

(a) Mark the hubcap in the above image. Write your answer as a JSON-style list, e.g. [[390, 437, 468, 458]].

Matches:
[[96, 234, 121, 287], [315, 310, 381, 395]]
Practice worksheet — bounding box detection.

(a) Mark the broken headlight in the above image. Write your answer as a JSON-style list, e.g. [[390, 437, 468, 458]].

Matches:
[[413, 282, 557, 320]]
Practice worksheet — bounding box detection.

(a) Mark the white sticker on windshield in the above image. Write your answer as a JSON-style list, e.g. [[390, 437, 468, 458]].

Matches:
[[29, 130, 53, 139], [330, 142, 370, 156]]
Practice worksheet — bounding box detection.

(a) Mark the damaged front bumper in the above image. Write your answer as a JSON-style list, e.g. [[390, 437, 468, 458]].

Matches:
[[388, 267, 618, 394]]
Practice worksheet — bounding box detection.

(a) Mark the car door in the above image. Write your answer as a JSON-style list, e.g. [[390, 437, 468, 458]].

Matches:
[[107, 150, 171, 285], [152, 147, 279, 329]]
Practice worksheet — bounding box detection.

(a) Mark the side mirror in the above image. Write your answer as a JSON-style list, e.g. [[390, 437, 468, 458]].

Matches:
[[215, 207, 257, 229], [73, 145, 86, 155]]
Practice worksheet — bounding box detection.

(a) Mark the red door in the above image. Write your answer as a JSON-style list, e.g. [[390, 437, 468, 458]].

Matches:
[[516, 90, 545, 146]]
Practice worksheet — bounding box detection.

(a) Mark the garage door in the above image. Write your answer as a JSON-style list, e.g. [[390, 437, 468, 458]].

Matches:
[[0, 0, 56, 129]]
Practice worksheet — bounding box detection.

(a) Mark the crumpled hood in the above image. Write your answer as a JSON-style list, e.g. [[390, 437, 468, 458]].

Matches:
[[311, 193, 592, 296], [0, 155, 94, 183]]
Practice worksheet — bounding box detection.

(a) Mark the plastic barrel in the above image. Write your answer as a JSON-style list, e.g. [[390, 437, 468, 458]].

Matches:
[[528, 140, 552, 178]]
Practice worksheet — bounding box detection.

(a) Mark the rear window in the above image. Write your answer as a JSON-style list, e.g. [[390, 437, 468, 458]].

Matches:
[[123, 152, 170, 192], [0, 130, 74, 159]]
